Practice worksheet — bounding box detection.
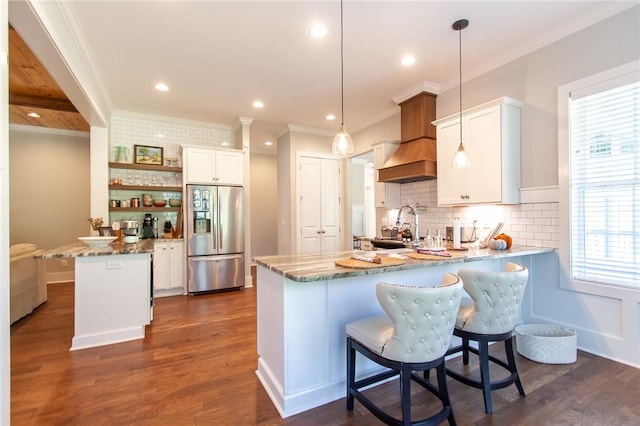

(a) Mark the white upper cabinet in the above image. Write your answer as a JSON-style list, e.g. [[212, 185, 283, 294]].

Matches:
[[373, 141, 401, 208], [434, 97, 522, 206], [182, 146, 243, 185]]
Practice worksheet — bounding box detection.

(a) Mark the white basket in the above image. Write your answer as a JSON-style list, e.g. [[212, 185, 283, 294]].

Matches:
[[515, 324, 577, 364]]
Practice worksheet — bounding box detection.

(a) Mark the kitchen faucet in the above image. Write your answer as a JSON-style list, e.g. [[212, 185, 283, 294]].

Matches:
[[396, 204, 419, 248]]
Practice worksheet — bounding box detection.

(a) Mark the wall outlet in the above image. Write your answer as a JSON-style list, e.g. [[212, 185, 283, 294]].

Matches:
[[60, 259, 67, 268], [106, 260, 124, 270]]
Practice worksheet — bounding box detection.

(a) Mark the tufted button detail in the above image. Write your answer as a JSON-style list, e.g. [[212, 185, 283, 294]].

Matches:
[[436, 299, 440, 304], [490, 304, 494, 308], [402, 310, 407, 315], [391, 294, 396, 299], [406, 349, 412, 354], [411, 325, 417, 330], [420, 338, 425, 343], [415, 298, 420, 304]]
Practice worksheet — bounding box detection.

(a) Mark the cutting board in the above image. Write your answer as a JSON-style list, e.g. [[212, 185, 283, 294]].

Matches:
[[335, 256, 405, 269]]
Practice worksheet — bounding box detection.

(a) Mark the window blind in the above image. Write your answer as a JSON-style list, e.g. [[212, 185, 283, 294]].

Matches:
[[570, 79, 639, 288]]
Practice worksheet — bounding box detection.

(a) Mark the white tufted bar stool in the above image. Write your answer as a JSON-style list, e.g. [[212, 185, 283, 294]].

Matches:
[[445, 262, 529, 414], [346, 273, 463, 426]]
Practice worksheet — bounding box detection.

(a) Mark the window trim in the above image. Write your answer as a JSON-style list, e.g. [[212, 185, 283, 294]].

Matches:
[[557, 60, 640, 297]]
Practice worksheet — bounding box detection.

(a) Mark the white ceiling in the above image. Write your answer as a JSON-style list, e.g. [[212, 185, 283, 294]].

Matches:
[[30, 1, 638, 153]]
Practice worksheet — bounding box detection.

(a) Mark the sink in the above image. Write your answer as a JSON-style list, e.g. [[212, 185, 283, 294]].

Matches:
[[371, 239, 410, 249]]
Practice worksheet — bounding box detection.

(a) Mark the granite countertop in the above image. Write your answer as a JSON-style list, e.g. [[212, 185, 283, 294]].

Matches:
[[35, 239, 159, 259], [253, 245, 555, 282]]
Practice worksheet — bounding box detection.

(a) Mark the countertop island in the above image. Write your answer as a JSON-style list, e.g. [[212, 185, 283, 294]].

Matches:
[[35, 240, 157, 350], [254, 245, 557, 418]]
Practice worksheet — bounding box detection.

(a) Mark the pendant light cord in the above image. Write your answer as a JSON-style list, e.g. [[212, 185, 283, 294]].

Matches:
[[458, 22, 463, 149], [340, 0, 345, 127]]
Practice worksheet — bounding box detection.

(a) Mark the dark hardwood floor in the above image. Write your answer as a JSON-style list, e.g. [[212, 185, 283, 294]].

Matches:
[[10, 282, 640, 425]]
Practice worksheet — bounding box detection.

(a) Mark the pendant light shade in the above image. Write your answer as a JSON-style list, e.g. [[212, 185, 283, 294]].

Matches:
[[452, 18, 470, 169], [332, 0, 354, 157]]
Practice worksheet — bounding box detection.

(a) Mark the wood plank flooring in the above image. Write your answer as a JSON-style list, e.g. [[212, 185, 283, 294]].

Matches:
[[11, 282, 640, 425]]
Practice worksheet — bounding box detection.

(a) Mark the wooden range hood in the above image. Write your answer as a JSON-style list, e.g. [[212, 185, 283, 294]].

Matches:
[[378, 91, 437, 183]]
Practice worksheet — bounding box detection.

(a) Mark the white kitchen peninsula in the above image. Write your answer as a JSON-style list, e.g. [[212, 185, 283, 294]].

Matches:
[[254, 246, 556, 418], [35, 241, 154, 351]]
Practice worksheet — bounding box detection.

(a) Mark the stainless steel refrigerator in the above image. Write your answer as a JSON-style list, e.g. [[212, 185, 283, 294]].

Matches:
[[186, 184, 245, 293]]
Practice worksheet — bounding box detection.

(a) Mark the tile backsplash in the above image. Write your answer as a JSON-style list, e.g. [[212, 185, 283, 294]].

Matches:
[[110, 112, 236, 165], [389, 180, 559, 249]]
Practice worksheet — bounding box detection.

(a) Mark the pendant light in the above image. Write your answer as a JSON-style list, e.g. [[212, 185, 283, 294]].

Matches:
[[332, 0, 354, 157], [452, 18, 470, 169]]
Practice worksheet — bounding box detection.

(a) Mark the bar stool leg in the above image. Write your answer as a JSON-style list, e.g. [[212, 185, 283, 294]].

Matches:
[[436, 363, 457, 426], [400, 366, 411, 425], [346, 340, 355, 411], [478, 340, 493, 414], [505, 337, 525, 397], [462, 338, 470, 365]]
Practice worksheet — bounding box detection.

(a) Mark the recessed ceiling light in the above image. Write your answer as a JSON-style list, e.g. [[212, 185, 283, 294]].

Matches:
[[401, 55, 416, 66], [157, 133, 165, 138], [221, 141, 230, 147], [155, 82, 169, 91], [326, 114, 336, 121], [252, 100, 264, 108], [27, 112, 40, 118], [265, 141, 273, 146], [309, 24, 327, 38]]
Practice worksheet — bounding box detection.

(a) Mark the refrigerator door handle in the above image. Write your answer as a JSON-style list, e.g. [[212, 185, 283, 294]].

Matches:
[[190, 254, 243, 262]]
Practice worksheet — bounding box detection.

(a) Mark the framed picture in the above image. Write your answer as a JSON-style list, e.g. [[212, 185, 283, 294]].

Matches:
[[134, 145, 163, 166]]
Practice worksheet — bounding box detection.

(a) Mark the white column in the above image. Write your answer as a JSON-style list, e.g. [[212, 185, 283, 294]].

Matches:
[[90, 126, 109, 228], [0, 3, 11, 423]]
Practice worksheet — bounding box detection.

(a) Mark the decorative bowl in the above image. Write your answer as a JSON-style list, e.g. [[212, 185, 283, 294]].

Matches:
[[78, 236, 117, 248], [154, 199, 167, 207], [169, 198, 182, 207]]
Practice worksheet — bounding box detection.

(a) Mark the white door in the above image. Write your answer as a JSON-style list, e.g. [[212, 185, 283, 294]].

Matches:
[[153, 242, 170, 290], [185, 148, 215, 184], [168, 241, 183, 289], [298, 156, 340, 254], [320, 159, 340, 253], [465, 106, 501, 203], [436, 119, 467, 205], [215, 150, 244, 185], [299, 157, 323, 254]]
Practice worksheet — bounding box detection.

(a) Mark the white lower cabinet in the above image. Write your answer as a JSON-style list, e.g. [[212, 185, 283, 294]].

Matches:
[[153, 240, 184, 296], [435, 97, 522, 206]]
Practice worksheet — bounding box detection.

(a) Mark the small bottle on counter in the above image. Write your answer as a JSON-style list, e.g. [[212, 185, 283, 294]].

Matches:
[[153, 217, 158, 239]]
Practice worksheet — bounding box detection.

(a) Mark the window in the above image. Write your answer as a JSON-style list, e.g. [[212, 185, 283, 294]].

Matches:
[[569, 74, 639, 288]]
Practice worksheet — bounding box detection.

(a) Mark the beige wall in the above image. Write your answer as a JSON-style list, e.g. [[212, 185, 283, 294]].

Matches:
[[9, 127, 90, 249], [352, 114, 400, 155], [250, 153, 278, 258]]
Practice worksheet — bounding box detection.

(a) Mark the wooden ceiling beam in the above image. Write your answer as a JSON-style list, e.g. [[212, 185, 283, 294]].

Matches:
[[9, 92, 79, 113]]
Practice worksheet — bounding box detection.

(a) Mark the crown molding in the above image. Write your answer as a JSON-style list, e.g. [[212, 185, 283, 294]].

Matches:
[[287, 124, 334, 137], [112, 110, 234, 130], [392, 81, 441, 105]]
